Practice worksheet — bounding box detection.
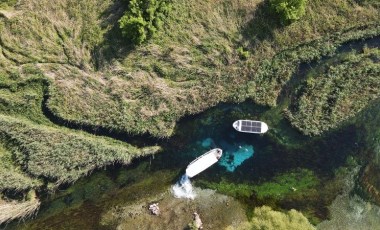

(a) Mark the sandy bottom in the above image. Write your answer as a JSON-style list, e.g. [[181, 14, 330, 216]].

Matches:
[[101, 187, 248, 230]]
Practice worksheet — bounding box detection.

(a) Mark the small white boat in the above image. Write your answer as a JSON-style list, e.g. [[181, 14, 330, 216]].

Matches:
[[185, 148, 222, 178], [233, 120, 268, 134]]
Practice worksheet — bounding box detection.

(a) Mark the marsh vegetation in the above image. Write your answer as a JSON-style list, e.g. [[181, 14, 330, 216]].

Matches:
[[0, 0, 379, 228]]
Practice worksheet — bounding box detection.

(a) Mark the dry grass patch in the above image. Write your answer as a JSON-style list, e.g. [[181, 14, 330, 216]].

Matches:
[[0, 190, 40, 224]]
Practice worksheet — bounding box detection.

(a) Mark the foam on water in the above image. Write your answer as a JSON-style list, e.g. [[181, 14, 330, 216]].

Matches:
[[171, 174, 196, 199]]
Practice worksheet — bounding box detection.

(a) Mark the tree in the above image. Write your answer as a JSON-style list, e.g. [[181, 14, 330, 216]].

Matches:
[[269, 0, 307, 24], [119, 0, 171, 45]]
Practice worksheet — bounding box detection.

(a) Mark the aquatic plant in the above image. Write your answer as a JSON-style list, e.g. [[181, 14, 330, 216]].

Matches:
[[252, 169, 319, 200], [199, 179, 255, 199], [200, 168, 319, 205]]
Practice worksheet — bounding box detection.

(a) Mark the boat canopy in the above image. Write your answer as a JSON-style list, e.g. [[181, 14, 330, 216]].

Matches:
[[233, 120, 268, 134], [186, 148, 222, 178]]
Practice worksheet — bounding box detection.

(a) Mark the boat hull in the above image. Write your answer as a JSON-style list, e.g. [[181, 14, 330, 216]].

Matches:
[[185, 148, 222, 178]]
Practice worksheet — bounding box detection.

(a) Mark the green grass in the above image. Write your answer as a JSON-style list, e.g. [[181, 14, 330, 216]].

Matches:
[[39, 0, 380, 137], [286, 48, 380, 135], [0, 0, 379, 223], [0, 0, 17, 9], [0, 142, 40, 192], [0, 114, 160, 187]]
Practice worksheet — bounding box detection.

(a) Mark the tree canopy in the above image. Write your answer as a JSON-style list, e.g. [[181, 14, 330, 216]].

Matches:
[[269, 0, 307, 24], [119, 0, 171, 45]]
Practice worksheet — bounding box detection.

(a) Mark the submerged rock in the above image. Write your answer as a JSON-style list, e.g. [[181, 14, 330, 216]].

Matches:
[[189, 212, 203, 229]]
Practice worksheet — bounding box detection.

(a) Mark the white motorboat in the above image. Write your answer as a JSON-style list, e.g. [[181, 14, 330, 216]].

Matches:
[[233, 120, 268, 134], [185, 148, 222, 178]]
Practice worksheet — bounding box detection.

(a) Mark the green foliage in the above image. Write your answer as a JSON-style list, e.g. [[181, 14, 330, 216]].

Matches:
[[237, 46, 250, 60], [0, 114, 160, 189], [269, 0, 307, 24], [119, 0, 171, 45], [0, 77, 50, 124], [0, 143, 41, 192], [187, 222, 198, 230], [249, 25, 380, 107], [227, 206, 315, 230], [286, 48, 380, 136], [200, 169, 318, 201], [201, 179, 255, 199], [251, 206, 315, 230], [0, 0, 17, 9], [253, 169, 319, 200]]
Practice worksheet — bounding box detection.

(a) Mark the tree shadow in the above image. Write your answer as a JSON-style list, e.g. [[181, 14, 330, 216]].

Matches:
[[91, 0, 135, 70], [241, 1, 283, 47]]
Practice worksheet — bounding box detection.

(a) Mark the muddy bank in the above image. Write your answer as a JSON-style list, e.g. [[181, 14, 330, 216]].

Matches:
[[101, 187, 248, 230]]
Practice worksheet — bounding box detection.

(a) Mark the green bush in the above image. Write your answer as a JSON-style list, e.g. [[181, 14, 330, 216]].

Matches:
[[269, 0, 307, 24], [119, 0, 171, 45], [237, 46, 250, 60]]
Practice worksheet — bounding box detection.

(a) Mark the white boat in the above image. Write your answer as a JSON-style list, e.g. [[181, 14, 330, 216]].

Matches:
[[233, 120, 268, 134], [185, 148, 223, 178]]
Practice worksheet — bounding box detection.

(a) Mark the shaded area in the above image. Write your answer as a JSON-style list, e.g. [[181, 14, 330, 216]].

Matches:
[[241, 1, 282, 46], [92, 0, 136, 70]]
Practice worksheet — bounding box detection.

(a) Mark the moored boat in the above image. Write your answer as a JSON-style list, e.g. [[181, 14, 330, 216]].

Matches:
[[232, 120, 268, 134], [185, 148, 223, 178]]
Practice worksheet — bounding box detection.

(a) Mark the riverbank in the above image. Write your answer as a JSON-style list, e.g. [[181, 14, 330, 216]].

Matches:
[[0, 0, 379, 226], [101, 188, 247, 230]]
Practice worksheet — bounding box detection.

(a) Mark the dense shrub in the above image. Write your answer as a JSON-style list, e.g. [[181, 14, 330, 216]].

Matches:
[[269, 0, 307, 24], [119, 0, 171, 45]]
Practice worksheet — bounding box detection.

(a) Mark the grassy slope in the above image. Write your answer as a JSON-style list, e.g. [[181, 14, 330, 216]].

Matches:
[[0, 114, 160, 186], [1, 0, 377, 137], [0, 70, 160, 192], [0, 142, 40, 191], [0, 0, 160, 206], [0, 0, 379, 223], [286, 48, 380, 135]]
